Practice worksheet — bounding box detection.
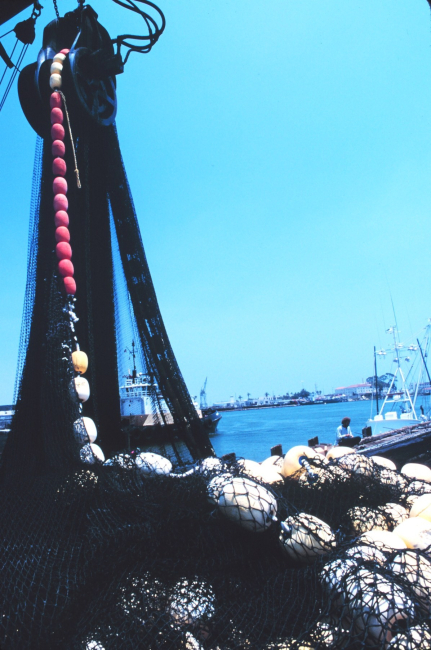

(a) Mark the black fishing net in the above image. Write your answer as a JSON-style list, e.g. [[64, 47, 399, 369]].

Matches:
[[1, 7, 431, 649]]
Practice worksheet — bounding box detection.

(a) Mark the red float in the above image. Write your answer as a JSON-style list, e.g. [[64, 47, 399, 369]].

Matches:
[[50, 107, 63, 125], [60, 49, 70, 55], [53, 193, 68, 212], [55, 226, 70, 243], [53, 177, 67, 195], [58, 259, 74, 277], [51, 123, 65, 141], [52, 140, 65, 157], [54, 210, 69, 227], [56, 241, 72, 260], [52, 158, 67, 176], [50, 92, 62, 109], [63, 276, 76, 295]]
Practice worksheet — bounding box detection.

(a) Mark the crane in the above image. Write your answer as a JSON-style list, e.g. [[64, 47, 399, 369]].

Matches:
[[200, 378, 208, 410]]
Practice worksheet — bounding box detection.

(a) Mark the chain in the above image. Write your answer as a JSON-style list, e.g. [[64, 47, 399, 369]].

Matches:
[[53, 0, 60, 20]]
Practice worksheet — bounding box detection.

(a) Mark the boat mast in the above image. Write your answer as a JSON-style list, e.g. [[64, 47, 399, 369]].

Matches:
[[374, 345, 379, 414]]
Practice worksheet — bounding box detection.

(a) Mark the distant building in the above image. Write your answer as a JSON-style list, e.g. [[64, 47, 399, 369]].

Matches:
[[334, 383, 372, 397]]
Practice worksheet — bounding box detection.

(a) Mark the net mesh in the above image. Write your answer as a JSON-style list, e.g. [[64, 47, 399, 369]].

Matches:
[[2, 44, 431, 648]]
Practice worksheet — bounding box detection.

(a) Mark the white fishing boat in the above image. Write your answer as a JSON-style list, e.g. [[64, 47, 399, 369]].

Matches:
[[365, 322, 431, 437]]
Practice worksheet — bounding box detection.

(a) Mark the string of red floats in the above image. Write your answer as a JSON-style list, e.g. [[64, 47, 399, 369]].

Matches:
[[49, 48, 76, 297]]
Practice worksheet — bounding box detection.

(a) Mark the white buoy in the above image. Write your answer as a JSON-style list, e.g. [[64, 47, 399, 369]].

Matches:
[[389, 551, 431, 615], [168, 578, 215, 626], [401, 463, 431, 483], [344, 544, 387, 566], [80, 443, 105, 464], [135, 452, 172, 477], [371, 456, 397, 471], [380, 468, 407, 491], [410, 493, 431, 520], [387, 624, 431, 649], [217, 477, 278, 532], [74, 376, 90, 402], [198, 457, 223, 473], [260, 455, 284, 471], [185, 632, 204, 650], [279, 513, 335, 563], [336, 453, 374, 477], [358, 529, 407, 553], [345, 569, 414, 647], [393, 517, 431, 551], [207, 473, 233, 505], [86, 641, 105, 650], [49, 73, 62, 89], [73, 417, 97, 444], [320, 558, 359, 610], [348, 504, 407, 534]]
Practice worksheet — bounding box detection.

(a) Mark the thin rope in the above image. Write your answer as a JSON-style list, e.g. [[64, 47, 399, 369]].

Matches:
[[0, 43, 28, 113], [0, 40, 18, 88], [57, 90, 82, 189]]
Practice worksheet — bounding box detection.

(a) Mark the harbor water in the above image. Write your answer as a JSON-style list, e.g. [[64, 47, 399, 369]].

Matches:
[[211, 398, 430, 462]]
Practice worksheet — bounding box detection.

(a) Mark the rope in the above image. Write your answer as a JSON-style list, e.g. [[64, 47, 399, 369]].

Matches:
[[0, 43, 28, 113], [57, 90, 82, 189]]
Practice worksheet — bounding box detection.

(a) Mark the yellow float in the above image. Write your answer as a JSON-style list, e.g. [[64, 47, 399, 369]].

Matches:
[[279, 513, 335, 563], [359, 529, 407, 553], [72, 350, 88, 374], [393, 517, 431, 551], [282, 446, 326, 479]]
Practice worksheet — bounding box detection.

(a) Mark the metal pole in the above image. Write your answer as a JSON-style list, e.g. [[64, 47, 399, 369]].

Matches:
[[374, 346, 379, 414]]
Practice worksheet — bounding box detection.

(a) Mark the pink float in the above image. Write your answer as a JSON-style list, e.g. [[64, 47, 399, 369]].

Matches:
[[53, 194, 68, 212], [51, 123, 65, 141], [50, 93, 62, 109], [53, 177, 68, 195], [63, 276, 76, 295], [56, 242, 72, 260], [55, 226, 70, 243], [58, 259, 74, 277], [50, 107, 63, 125], [52, 140, 65, 157], [54, 210, 69, 227], [60, 49, 70, 55], [52, 158, 67, 176]]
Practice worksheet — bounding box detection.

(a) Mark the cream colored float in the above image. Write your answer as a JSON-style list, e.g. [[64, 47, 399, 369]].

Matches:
[[279, 513, 335, 563], [335, 453, 374, 477], [348, 503, 408, 535], [358, 529, 407, 553], [387, 624, 431, 649], [237, 459, 283, 485], [198, 457, 223, 473], [410, 493, 431, 519], [74, 376, 90, 402], [73, 416, 97, 444], [389, 551, 431, 614], [217, 477, 278, 532], [344, 544, 387, 565], [344, 569, 414, 647], [207, 473, 233, 505], [72, 350, 88, 374], [260, 455, 284, 471], [135, 452, 172, 477], [320, 558, 359, 610], [326, 447, 355, 462], [405, 479, 431, 509], [282, 446, 326, 480], [371, 456, 397, 471], [401, 463, 431, 483], [80, 442, 105, 464], [393, 517, 431, 551]]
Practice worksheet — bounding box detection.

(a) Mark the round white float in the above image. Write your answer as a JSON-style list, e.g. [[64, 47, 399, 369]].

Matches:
[[401, 463, 431, 483], [136, 452, 172, 477], [371, 456, 397, 471], [344, 544, 387, 566], [387, 624, 431, 649], [359, 529, 407, 553], [217, 477, 278, 533], [73, 417, 97, 444], [389, 551, 431, 615], [282, 446, 324, 479], [326, 446, 355, 462], [74, 376, 90, 402], [279, 513, 335, 563], [410, 493, 431, 520], [393, 517, 431, 551]]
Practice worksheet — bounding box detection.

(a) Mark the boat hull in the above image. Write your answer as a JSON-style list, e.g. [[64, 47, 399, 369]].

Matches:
[[367, 417, 419, 437]]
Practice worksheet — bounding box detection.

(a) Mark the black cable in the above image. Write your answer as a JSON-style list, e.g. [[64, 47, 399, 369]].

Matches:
[[110, 0, 165, 63], [0, 40, 17, 87]]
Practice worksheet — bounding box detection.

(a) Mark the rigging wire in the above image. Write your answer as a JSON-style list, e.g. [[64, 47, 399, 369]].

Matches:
[[110, 0, 166, 64]]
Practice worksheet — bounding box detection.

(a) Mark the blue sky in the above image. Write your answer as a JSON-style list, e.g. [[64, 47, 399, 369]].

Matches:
[[1, 0, 431, 404]]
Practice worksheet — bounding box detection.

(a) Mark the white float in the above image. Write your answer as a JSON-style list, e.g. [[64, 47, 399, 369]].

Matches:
[[344, 544, 387, 566], [326, 447, 355, 462], [260, 455, 284, 471], [345, 569, 414, 647], [198, 457, 223, 473], [207, 473, 233, 505], [387, 624, 431, 649], [136, 452, 172, 477], [73, 417, 97, 444], [217, 477, 278, 532], [336, 453, 374, 477], [80, 443, 105, 464], [401, 463, 431, 483], [279, 513, 335, 563], [168, 578, 215, 626], [320, 558, 358, 610], [393, 517, 431, 551], [74, 376, 90, 402], [389, 551, 431, 615]]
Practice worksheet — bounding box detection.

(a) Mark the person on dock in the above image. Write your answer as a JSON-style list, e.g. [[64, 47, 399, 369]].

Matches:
[[336, 417, 361, 447]]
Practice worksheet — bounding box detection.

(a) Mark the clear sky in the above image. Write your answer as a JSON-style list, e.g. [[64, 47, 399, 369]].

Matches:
[[1, 0, 431, 405]]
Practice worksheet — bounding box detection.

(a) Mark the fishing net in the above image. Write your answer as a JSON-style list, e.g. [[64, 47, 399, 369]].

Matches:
[[1, 8, 431, 650]]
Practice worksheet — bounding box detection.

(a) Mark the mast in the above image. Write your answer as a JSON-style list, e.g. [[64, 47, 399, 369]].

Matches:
[[374, 346, 379, 414]]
